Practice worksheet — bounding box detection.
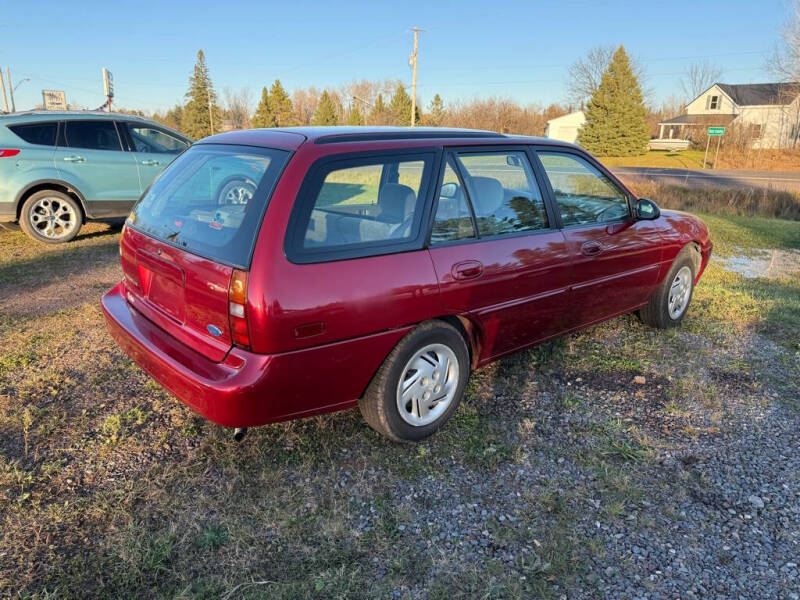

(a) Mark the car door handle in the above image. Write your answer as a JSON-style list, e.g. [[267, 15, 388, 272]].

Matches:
[[63, 155, 84, 163], [141, 159, 161, 166], [580, 241, 604, 257], [452, 260, 483, 280]]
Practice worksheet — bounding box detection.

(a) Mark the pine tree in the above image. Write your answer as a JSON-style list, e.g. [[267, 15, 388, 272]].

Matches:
[[576, 45, 649, 156], [368, 94, 389, 125], [252, 87, 276, 128], [346, 104, 364, 126], [312, 91, 338, 125], [389, 83, 413, 126], [269, 79, 295, 127], [426, 94, 445, 127], [182, 50, 222, 139]]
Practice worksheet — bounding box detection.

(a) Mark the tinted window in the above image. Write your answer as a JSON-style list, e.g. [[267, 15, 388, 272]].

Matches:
[[538, 152, 629, 226], [431, 158, 475, 244], [128, 124, 188, 154], [456, 151, 548, 236], [300, 155, 431, 250], [64, 120, 122, 151], [128, 144, 290, 268], [9, 122, 57, 146]]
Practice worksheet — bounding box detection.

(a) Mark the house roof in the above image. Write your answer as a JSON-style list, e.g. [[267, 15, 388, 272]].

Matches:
[[715, 83, 800, 106], [659, 113, 737, 126]]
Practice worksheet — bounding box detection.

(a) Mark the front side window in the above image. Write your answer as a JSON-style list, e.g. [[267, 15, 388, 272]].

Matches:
[[298, 155, 432, 252], [431, 158, 476, 244], [129, 144, 289, 267], [127, 124, 188, 154], [456, 151, 548, 236], [538, 152, 629, 226], [9, 122, 57, 146], [64, 120, 122, 151]]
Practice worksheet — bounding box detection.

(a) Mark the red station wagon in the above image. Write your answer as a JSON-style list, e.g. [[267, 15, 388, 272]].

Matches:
[[102, 127, 713, 442]]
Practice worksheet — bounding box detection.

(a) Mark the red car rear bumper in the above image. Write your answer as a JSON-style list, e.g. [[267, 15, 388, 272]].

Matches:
[[101, 282, 408, 428]]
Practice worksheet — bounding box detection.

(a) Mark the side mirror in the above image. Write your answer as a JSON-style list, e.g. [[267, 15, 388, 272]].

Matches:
[[635, 198, 660, 220], [506, 155, 523, 167], [440, 182, 458, 199]]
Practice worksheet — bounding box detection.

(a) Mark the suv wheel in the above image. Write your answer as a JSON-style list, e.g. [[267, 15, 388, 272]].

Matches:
[[639, 249, 697, 328], [359, 321, 470, 442], [20, 190, 82, 244]]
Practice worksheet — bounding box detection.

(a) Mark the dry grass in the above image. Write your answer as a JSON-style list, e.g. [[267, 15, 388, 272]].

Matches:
[[0, 214, 798, 598], [627, 180, 800, 221]]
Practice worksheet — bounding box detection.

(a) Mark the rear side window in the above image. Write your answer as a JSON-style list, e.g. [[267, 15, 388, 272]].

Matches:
[[64, 120, 122, 151], [289, 153, 435, 261], [9, 122, 57, 146], [455, 151, 548, 237], [128, 144, 290, 268]]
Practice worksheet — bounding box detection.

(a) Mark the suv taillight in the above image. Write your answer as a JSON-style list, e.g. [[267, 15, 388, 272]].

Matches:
[[228, 269, 250, 348], [0, 149, 20, 158]]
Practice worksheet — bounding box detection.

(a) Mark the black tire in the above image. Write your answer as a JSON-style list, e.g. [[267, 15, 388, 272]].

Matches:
[[19, 190, 82, 244], [359, 321, 470, 442], [216, 177, 256, 205], [639, 248, 697, 329]]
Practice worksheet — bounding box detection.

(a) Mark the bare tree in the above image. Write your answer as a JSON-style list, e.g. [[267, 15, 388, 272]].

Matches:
[[679, 60, 724, 102], [769, 0, 800, 83], [223, 87, 253, 129], [566, 45, 650, 107]]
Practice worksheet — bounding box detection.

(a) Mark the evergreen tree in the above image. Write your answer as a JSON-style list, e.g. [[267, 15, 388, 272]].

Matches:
[[426, 93, 445, 127], [347, 104, 365, 125], [182, 50, 222, 139], [312, 91, 339, 125], [252, 86, 276, 128], [576, 45, 649, 156], [269, 79, 295, 126], [389, 83, 413, 126], [368, 94, 389, 125]]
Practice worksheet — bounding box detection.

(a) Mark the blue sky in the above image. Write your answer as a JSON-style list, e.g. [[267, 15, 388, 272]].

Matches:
[[0, 0, 789, 113]]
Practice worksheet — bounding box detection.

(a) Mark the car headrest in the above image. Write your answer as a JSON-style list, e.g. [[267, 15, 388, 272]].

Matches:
[[470, 176, 504, 215], [377, 183, 416, 222]]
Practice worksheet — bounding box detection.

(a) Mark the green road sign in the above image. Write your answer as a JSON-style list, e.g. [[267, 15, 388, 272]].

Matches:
[[707, 126, 725, 136]]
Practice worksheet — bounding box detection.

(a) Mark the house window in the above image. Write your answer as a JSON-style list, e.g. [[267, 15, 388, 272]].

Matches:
[[751, 124, 763, 138], [706, 95, 720, 110]]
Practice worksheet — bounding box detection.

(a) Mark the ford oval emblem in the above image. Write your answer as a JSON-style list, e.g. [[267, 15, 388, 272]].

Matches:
[[206, 324, 223, 337]]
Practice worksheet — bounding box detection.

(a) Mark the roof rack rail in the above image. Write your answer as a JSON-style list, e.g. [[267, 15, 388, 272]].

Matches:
[[315, 130, 506, 144]]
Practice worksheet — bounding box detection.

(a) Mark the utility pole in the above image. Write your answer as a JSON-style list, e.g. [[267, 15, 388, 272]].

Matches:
[[409, 27, 422, 127], [0, 68, 9, 113], [6, 68, 16, 112]]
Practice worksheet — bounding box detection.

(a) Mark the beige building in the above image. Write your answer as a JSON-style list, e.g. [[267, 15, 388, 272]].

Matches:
[[544, 111, 585, 144], [658, 83, 800, 149]]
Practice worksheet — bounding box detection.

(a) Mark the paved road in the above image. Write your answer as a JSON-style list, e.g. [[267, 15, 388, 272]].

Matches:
[[609, 166, 800, 192]]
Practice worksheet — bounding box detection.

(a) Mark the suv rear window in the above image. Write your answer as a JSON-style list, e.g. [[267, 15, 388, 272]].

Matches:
[[128, 144, 290, 268], [9, 122, 57, 146]]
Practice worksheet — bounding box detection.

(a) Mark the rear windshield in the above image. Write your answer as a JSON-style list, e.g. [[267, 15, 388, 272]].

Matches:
[[128, 144, 290, 268]]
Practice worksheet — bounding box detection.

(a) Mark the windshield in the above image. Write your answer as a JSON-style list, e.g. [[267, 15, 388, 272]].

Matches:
[[128, 144, 290, 267]]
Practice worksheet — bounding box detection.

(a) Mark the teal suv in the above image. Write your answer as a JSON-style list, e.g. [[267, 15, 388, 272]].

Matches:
[[0, 111, 190, 243]]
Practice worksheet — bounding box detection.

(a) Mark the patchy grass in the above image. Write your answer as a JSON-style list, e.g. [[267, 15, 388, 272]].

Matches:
[[601, 150, 707, 170], [0, 213, 798, 598]]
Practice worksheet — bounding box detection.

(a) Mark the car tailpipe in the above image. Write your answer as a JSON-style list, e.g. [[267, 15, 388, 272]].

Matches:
[[233, 427, 248, 442]]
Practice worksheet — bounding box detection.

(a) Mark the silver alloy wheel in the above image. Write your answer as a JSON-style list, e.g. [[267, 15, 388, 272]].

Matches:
[[222, 180, 254, 205], [29, 196, 77, 240], [396, 343, 459, 427], [668, 265, 692, 319]]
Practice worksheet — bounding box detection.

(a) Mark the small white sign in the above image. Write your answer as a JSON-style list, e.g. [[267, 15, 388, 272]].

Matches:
[[42, 90, 67, 110], [102, 68, 114, 98]]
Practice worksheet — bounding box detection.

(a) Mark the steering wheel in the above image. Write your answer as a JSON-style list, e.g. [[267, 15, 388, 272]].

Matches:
[[596, 204, 624, 223]]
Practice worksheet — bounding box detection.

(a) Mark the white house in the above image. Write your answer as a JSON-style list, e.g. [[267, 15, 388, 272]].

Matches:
[[658, 83, 800, 149], [545, 111, 585, 144]]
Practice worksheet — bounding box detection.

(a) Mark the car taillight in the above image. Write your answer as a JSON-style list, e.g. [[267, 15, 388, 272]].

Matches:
[[0, 149, 20, 158], [228, 269, 250, 348]]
